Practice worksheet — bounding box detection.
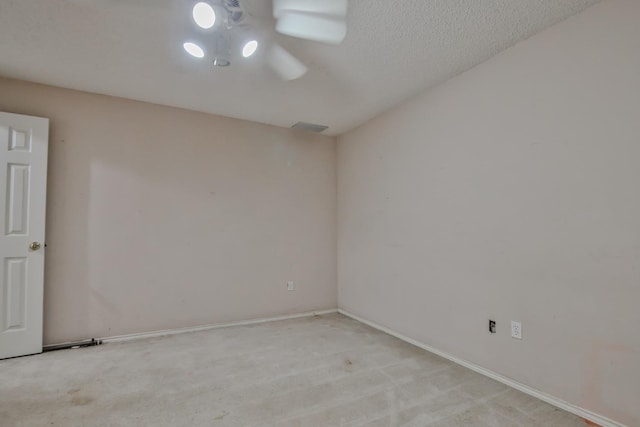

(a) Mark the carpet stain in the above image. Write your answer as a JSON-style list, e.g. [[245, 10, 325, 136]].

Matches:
[[71, 396, 94, 406], [213, 411, 229, 421]]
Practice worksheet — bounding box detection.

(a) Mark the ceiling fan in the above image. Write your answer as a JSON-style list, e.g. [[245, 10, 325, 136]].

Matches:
[[182, 0, 348, 81]]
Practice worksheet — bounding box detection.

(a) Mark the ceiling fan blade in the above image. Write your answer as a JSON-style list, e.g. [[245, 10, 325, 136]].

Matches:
[[276, 12, 347, 45], [273, 0, 347, 19], [266, 44, 308, 81]]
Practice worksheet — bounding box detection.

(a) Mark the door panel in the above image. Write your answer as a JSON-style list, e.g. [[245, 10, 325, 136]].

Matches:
[[0, 112, 48, 359], [6, 164, 30, 235], [3, 257, 27, 331]]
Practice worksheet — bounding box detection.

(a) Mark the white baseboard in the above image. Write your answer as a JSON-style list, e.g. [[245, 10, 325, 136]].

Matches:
[[101, 309, 338, 343], [42, 309, 338, 349], [338, 309, 624, 427]]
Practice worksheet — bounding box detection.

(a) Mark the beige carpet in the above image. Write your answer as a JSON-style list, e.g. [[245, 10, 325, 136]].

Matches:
[[0, 313, 587, 426]]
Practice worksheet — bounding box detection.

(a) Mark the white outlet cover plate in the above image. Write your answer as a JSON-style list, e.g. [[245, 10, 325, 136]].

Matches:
[[287, 281, 294, 291], [511, 321, 522, 339]]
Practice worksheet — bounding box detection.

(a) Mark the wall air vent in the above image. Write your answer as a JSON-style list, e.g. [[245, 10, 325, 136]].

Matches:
[[291, 122, 329, 133]]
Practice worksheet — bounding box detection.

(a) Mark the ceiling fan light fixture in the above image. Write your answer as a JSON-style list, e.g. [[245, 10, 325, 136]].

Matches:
[[211, 33, 231, 67], [183, 42, 205, 58], [242, 40, 258, 58], [193, 2, 216, 29], [212, 57, 231, 67]]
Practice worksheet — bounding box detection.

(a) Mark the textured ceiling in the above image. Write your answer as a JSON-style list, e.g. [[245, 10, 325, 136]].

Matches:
[[0, 0, 600, 135]]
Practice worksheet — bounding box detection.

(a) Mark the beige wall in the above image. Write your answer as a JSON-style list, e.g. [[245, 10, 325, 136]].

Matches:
[[337, 1, 640, 425], [0, 78, 337, 345]]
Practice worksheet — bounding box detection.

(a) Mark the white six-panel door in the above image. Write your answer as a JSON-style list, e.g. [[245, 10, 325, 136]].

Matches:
[[0, 112, 49, 359]]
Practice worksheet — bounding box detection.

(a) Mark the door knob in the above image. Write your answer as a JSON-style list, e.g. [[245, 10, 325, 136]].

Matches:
[[29, 242, 41, 251]]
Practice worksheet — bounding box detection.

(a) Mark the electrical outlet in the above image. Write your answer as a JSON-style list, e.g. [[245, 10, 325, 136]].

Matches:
[[489, 320, 496, 334], [511, 321, 522, 340], [287, 281, 294, 291]]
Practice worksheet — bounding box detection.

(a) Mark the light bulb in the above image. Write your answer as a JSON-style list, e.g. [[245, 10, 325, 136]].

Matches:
[[242, 40, 258, 58], [183, 42, 205, 58], [193, 2, 215, 29]]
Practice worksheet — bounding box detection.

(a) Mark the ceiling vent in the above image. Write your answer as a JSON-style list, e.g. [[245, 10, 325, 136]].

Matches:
[[291, 122, 329, 133]]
